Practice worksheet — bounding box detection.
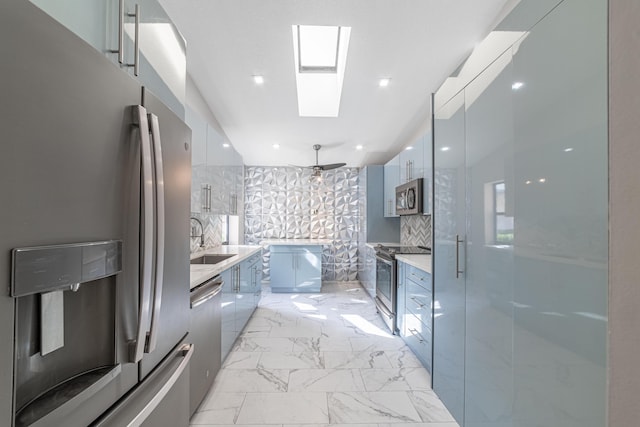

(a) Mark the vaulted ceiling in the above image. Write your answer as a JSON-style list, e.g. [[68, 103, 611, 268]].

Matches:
[[159, 0, 512, 167]]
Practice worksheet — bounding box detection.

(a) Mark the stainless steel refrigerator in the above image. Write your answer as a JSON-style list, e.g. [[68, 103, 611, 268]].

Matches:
[[0, 2, 192, 426]]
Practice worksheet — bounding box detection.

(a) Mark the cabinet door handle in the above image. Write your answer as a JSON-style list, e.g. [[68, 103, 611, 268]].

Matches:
[[410, 296, 425, 308], [455, 234, 464, 278], [131, 4, 140, 76], [115, 1, 140, 75], [408, 328, 425, 343]]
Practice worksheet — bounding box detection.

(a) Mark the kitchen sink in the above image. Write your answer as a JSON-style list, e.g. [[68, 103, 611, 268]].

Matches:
[[190, 254, 235, 265]]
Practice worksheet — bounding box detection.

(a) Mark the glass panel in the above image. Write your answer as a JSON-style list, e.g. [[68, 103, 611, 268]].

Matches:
[[432, 89, 466, 424], [134, 0, 186, 117], [510, 0, 608, 425], [463, 49, 515, 427], [298, 25, 339, 69], [376, 260, 392, 302], [29, 0, 113, 54]]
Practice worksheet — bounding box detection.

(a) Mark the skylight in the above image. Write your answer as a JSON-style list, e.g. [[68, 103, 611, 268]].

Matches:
[[292, 25, 351, 117], [298, 25, 340, 72]]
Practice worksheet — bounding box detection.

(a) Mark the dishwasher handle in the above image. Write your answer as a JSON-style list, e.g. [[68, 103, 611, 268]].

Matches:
[[190, 276, 222, 308]]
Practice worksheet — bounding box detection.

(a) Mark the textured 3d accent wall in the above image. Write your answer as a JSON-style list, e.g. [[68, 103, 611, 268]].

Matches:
[[401, 215, 432, 247], [244, 166, 360, 281]]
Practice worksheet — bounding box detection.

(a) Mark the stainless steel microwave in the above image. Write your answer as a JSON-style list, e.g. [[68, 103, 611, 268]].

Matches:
[[395, 178, 423, 215]]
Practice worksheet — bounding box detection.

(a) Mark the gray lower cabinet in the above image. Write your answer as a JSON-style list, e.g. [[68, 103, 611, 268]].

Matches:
[[269, 245, 322, 293], [221, 252, 262, 360], [398, 261, 433, 373]]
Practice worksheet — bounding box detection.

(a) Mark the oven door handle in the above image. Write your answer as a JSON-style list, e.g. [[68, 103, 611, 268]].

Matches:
[[376, 255, 394, 266]]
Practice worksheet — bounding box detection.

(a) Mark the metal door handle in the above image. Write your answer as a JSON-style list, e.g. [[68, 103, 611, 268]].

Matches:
[[206, 185, 212, 211], [455, 234, 464, 278], [131, 4, 140, 76], [408, 328, 425, 343], [410, 296, 425, 308], [115, 1, 140, 75], [131, 105, 153, 363], [114, 0, 126, 63], [146, 113, 165, 353], [128, 344, 193, 427]]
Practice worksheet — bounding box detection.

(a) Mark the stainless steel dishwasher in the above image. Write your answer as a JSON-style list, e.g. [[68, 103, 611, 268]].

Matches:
[[189, 275, 222, 416]]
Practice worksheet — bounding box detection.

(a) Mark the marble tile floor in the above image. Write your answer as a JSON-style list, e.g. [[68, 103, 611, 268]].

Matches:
[[190, 281, 458, 427]]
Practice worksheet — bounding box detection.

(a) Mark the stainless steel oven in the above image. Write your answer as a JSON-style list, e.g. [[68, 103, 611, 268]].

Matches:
[[374, 245, 431, 334], [375, 251, 397, 333]]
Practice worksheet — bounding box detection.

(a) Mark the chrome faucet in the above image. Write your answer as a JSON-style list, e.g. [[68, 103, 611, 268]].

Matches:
[[190, 217, 205, 248]]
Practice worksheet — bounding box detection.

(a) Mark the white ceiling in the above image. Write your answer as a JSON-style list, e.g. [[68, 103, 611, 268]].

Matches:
[[159, 0, 512, 167]]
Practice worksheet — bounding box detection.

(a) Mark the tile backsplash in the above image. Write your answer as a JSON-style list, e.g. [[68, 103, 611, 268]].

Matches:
[[244, 166, 360, 281], [190, 213, 226, 253], [401, 215, 432, 247]]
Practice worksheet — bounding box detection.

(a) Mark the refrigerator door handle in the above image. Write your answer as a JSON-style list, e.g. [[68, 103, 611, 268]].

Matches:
[[146, 113, 165, 354], [131, 105, 154, 363], [127, 344, 193, 427]]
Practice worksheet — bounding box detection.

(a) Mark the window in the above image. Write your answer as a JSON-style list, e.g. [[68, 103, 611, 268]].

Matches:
[[291, 25, 351, 117], [493, 182, 513, 244], [297, 25, 340, 72]]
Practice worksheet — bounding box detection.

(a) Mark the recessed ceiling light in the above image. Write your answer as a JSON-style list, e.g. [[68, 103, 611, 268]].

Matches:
[[512, 81, 524, 90], [440, 146, 450, 152], [222, 143, 230, 148], [356, 145, 363, 150], [405, 146, 413, 151], [525, 180, 532, 185], [539, 178, 546, 183], [253, 75, 264, 85], [379, 78, 391, 87], [272, 144, 280, 149], [564, 147, 574, 152]]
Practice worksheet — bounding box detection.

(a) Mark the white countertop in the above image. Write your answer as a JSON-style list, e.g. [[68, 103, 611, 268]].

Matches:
[[396, 254, 432, 274], [190, 245, 262, 289], [260, 239, 332, 246], [365, 242, 400, 249]]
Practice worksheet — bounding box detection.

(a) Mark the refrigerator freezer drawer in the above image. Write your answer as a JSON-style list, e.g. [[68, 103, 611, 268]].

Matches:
[[93, 342, 193, 427]]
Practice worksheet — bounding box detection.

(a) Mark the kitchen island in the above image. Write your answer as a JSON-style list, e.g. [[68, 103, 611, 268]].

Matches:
[[261, 239, 331, 293]]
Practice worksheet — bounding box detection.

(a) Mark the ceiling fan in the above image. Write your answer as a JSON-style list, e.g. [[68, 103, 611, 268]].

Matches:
[[298, 145, 346, 175]]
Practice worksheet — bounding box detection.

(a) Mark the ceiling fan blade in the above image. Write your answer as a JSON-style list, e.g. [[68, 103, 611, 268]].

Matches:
[[318, 163, 346, 170]]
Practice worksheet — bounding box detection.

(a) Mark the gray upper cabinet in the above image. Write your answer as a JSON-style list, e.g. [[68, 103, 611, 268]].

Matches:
[[383, 154, 400, 217], [29, 0, 113, 55], [423, 130, 433, 215], [186, 108, 244, 216], [399, 135, 424, 183], [30, 0, 186, 118]]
